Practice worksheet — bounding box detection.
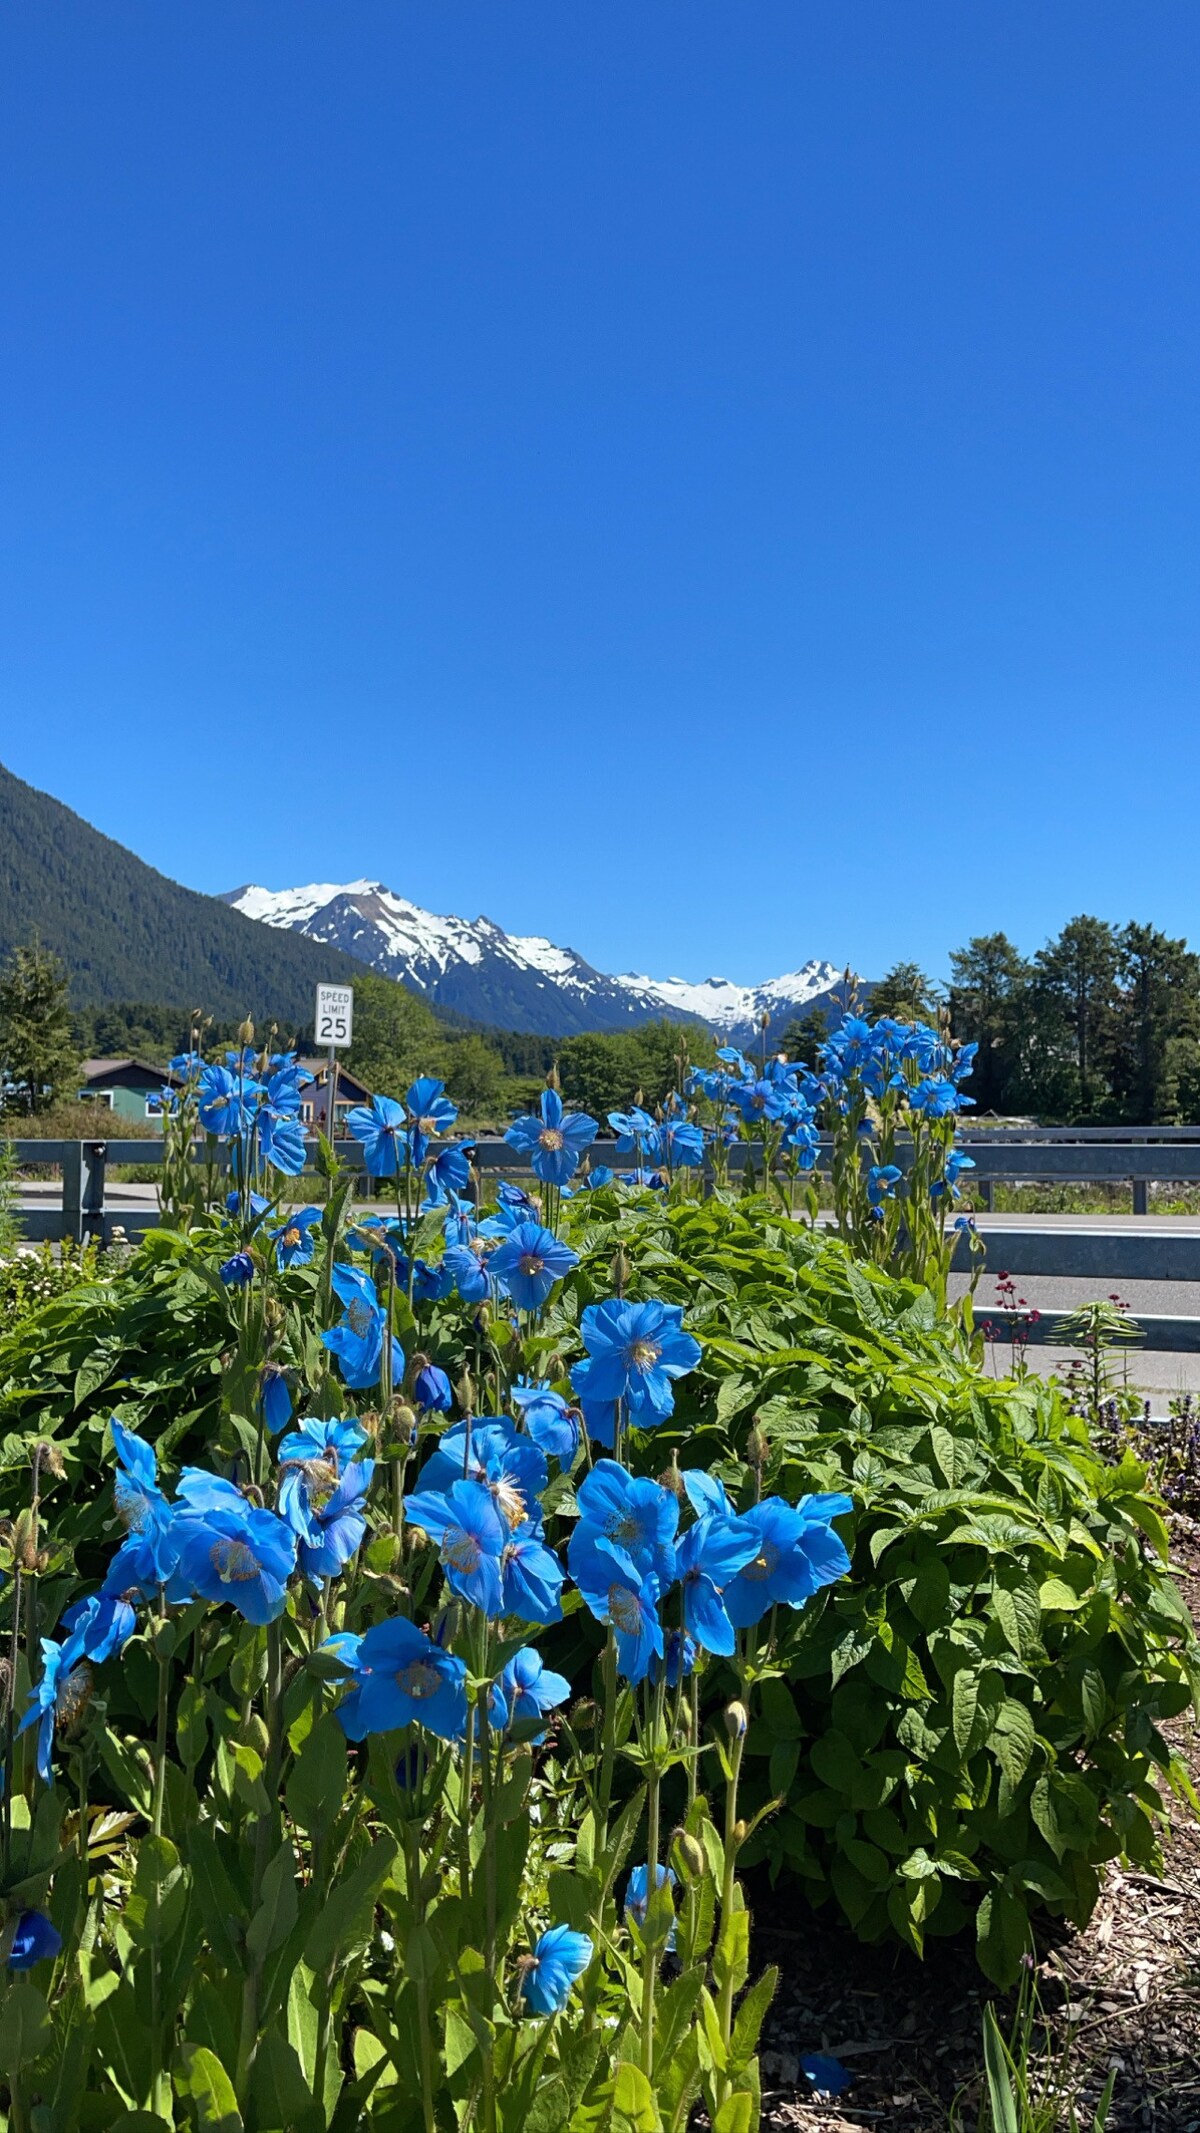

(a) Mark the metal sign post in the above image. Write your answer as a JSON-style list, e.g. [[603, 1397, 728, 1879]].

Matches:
[[314, 984, 354, 1137]]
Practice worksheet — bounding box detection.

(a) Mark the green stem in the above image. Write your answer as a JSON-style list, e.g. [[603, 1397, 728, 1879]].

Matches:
[[639, 1672, 665, 2077], [716, 1725, 747, 2098]]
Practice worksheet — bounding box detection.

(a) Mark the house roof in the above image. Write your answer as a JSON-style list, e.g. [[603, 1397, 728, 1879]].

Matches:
[[295, 1057, 371, 1095], [79, 1057, 183, 1085]]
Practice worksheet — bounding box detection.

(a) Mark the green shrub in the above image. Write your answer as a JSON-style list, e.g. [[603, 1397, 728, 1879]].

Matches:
[[547, 1190, 1199, 1983], [0, 1194, 1194, 1989]]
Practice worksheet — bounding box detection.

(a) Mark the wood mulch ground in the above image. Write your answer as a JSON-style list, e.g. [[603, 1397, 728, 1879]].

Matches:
[[750, 1517, 1200, 2132]]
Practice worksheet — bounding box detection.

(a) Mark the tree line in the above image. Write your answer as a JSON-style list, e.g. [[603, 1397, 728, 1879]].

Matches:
[[863, 919, 1200, 1124]]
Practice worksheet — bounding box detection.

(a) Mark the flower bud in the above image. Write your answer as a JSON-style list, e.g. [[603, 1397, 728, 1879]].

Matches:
[[545, 1063, 561, 1093], [36, 1441, 65, 1481], [745, 1422, 770, 1469], [238, 1018, 256, 1048], [388, 1403, 417, 1448], [724, 1701, 748, 1740], [658, 1458, 686, 1502], [473, 1302, 492, 1336], [611, 1246, 632, 1292], [35, 1550, 50, 1574], [670, 1828, 706, 1879], [455, 1368, 476, 1414], [733, 1818, 748, 1843]]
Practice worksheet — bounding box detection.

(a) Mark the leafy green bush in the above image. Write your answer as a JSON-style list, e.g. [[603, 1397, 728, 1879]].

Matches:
[[0, 1194, 1194, 1991], [546, 1190, 1199, 1983]]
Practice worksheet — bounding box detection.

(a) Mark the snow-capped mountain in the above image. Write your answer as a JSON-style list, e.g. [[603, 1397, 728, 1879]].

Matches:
[[222, 879, 843, 1042]]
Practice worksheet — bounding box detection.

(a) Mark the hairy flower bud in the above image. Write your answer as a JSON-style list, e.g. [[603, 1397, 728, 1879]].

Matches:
[[473, 1302, 491, 1336], [745, 1422, 770, 1469], [658, 1458, 686, 1502], [238, 1018, 255, 1048], [670, 1828, 706, 1879], [724, 1701, 749, 1740], [611, 1245, 632, 1293], [389, 1402, 418, 1448], [455, 1368, 475, 1415], [544, 1063, 561, 1093], [36, 1441, 66, 1482]]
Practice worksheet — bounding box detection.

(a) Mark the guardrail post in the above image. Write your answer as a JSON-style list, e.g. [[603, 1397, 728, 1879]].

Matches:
[[82, 1141, 107, 1241], [61, 1143, 82, 1244], [978, 1179, 994, 1212], [1132, 1177, 1148, 1215]]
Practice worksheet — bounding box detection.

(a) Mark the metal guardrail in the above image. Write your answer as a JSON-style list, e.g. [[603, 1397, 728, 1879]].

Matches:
[[10, 1134, 1200, 1351], [11, 1131, 1200, 1243]]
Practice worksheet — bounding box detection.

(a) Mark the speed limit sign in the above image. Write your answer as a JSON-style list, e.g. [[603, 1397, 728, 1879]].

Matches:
[[315, 984, 354, 1047]]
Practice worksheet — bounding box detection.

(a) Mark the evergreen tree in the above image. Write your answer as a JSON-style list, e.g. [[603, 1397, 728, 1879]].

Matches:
[[1033, 916, 1120, 1118], [0, 938, 78, 1113], [868, 961, 940, 1023], [1109, 924, 1200, 1123], [947, 933, 1029, 1114]]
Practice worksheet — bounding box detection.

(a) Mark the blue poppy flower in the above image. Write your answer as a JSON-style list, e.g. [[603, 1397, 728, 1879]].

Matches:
[[258, 1103, 307, 1177], [519, 1926, 593, 2016], [420, 1416, 546, 1520], [272, 1207, 322, 1270], [220, 1252, 254, 1288], [19, 1638, 93, 1785], [225, 1190, 270, 1222], [428, 1140, 475, 1196], [101, 1515, 187, 1604], [572, 1461, 678, 1584], [404, 1479, 507, 1615], [497, 1647, 571, 1740], [576, 1165, 615, 1192], [444, 1241, 492, 1303], [569, 1532, 663, 1683], [405, 1077, 458, 1139], [7, 1910, 62, 1970], [625, 1862, 677, 1949], [657, 1628, 697, 1686], [867, 1164, 903, 1207], [260, 1364, 293, 1436], [724, 1493, 854, 1629], [172, 1498, 298, 1624], [488, 1223, 578, 1312], [297, 1459, 374, 1582], [401, 1256, 455, 1305], [505, 1090, 598, 1187], [197, 1065, 258, 1139], [278, 1414, 368, 1465], [413, 1363, 453, 1412], [59, 1593, 136, 1666], [501, 1519, 564, 1625], [346, 1095, 412, 1178], [330, 1616, 468, 1742], [681, 1470, 735, 1521], [658, 1104, 705, 1168], [109, 1420, 168, 1534], [674, 1516, 760, 1656], [322, 1262, 405, 1392], [511, 1380, 579, 1464], [571, 1300, 702, 1424]]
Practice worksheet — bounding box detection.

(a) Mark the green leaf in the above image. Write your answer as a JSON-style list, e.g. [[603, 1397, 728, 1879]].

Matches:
[[0, 1979, 51, 2069], [713, 2096, 754, 2133], [175, 2043, 244, 2131], [124, 1834, 187, 1947], [285, 1713, 349, 1838], [976, 1886, 1030, 1987], [246, 1840, 300, 1962], [990, 1700, 1036, 1788], [981, 2003, 1021, 2133], [730, 1964, 778, 2070], [611, 2060, 662, 2131], [302, 1833, 397, 1975], [952, 1667, 980, 1755]]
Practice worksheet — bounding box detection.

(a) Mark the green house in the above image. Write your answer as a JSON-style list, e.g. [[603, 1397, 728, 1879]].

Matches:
[[77, 1057, 180, 1129]]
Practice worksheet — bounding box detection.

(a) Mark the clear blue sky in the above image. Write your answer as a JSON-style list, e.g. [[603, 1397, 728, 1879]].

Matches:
[[1, 4, 1197, 986]]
